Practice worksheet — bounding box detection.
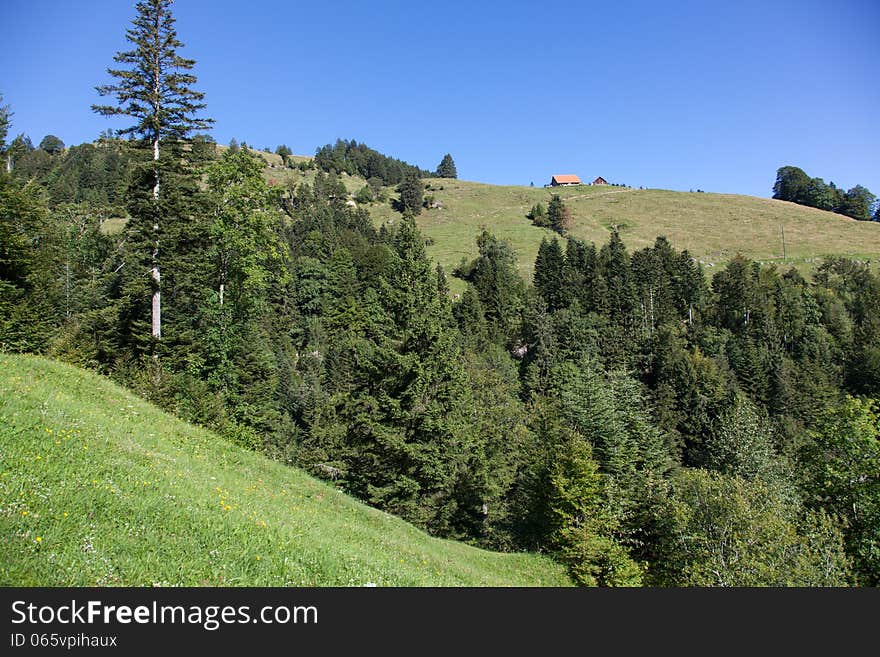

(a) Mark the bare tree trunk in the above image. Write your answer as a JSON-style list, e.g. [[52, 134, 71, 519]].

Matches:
[[65, 259, 71, 320], [151, 135, 161, 340], [151, 34, 162, 341]]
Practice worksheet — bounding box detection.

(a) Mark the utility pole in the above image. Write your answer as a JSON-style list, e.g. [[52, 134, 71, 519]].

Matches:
[[781, 225, 786, 261]]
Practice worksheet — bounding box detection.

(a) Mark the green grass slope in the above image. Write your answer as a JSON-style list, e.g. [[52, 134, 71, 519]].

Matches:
[[0, 354, 570, 587], [116, 148, 880, 290], [403, 180, 880, 287]]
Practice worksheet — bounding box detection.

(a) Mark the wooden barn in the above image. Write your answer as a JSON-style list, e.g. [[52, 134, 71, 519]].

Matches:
[[550, 174, 582, 186], [591, 176, 609, 186]]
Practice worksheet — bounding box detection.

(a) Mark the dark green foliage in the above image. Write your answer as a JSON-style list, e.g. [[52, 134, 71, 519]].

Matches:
[[436, 153, 457, 179], [93, 0, 213, 350], [458, 230, 526, 344], [799, 397, 880, 585], [354, 184, 374, 205], [549, 361, 673, 555], [7, 75, 880, 586], [814, 258, 880, 396], [13, 139, 135, 207], [533, 238, 568, 312], [772, 165, 875, 220], [546, 194, 571, 235], [314, 138, 431, 185], [38, 135, 65, 154], [773, 165, 811, 204], [527, 202, 548, 227], [838, 185, 876, 222], [298, 219, 480, 532], [650, 469, 850, 586], [275, 144, 292, 165], [0, 95, 10, 152], [513, 398, 641, 586], [191, 133, 217, 162], [93, 0, 212, 143], [5, 134, 34, 172], [395, 169, 423, 216], [453, 285, 487, 346], [0, 173, 55, 351]]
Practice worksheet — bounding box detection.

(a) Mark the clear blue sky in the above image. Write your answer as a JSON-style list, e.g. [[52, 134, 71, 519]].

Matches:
[[3, 0, 878, 197]]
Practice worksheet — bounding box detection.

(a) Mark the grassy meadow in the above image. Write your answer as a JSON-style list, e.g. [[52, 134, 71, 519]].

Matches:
[[0, 354, 571, 587], [406, 180, 880, 290], [102, 150, 880, 294]]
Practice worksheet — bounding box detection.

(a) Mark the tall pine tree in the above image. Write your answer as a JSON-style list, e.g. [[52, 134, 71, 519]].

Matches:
[[93, 0, 212, 350]]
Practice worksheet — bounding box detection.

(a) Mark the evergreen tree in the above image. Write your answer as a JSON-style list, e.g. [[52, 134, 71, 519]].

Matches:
[[93, 0, 212, 347], [467, 230, 526, 344], [436, 153, 457, 179], [547, 194, 572, 235], [275, 144, 293, 166], [396, 169, 423, 215], [516, 397, 641, 586], [0, 173, 55, 351], [453, 285, 487, 346], [527, 202, 548, 228], [533, 237, 568, 312], [6, 135, 33, 173], [0, 94, 10, 154], [597, 230, 637, 364]]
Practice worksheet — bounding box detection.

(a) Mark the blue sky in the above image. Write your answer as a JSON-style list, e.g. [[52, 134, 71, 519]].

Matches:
[[3, 0, 878, 197]]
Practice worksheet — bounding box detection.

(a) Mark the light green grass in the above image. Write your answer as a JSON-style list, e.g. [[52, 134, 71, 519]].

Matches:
[[100, 161, 880, 289], [0, 354, 571, 587], [395, 180, 880, 289]]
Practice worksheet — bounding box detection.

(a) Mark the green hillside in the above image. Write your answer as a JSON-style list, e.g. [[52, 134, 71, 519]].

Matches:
[[0, 354, 570, 587], [255, 157, 880, 292], [404, 180, 880, 286]]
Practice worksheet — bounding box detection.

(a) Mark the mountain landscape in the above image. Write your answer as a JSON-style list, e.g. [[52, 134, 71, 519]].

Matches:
[[2, 0, 878, 589]]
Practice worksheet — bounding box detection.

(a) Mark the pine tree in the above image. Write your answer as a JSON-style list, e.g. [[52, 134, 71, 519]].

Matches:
[[436, 153, 457, 179], [93, 0, 212, 348], [547, 194, 572, 235], [396, 169, 423, 215], [527, 202, 548, 228], [468, 230, 526, 344], [0, 95, 12, 154], [534, 237, 568, 312]]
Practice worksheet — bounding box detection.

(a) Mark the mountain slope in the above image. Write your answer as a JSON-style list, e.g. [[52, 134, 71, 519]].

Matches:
[[256, 152, 880, 288], [402, 180, 880, 284], [0, 354, 570, 587]]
